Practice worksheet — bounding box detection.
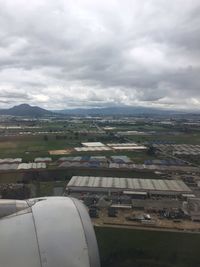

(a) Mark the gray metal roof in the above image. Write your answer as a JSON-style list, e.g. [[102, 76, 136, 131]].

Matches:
[[67, 176, 191, 193]]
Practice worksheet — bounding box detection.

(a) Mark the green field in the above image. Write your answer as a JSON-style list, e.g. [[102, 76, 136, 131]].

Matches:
[[0, 134, 156, 163], [126, 133, 200, 145], [95, 227, 200, 267], [0, 134, 85, 161], [0, 117, 200, 162]]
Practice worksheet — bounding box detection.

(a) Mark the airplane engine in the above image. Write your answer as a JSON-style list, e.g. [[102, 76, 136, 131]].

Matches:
[[0, 197, 100, 267]]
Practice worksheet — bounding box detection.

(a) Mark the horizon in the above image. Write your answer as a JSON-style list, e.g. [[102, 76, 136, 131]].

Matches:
[[1, 102, 200, 113]]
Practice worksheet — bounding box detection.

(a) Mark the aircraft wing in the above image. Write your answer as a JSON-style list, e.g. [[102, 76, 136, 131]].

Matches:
[[0, 197, 100, 267]]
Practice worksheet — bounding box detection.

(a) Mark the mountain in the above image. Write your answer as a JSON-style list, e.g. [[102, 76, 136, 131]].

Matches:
[[0, 104, 195, 117], [57, 106, 184, 116], [0, 104, 53, 117]]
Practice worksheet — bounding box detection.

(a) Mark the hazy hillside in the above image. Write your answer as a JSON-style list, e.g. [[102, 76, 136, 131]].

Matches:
[[0, 104, 53, 117], [57, 106, 183, 116]]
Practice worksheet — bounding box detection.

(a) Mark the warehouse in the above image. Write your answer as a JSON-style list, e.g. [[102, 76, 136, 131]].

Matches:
[[17, 163, 46, 170], [107, 143, 139, 147], [154, 144, 200, 156], [82, 142, 105, 147], [34, 157, 52, 163], [107, 143, 147, 151], [111, 155, 132, 164], [186, 198, 200, 221], [0, 158, 22, 164], [112, 146, 147, 150], [0, 164, 19, 171], [66, 176, 191, 197]]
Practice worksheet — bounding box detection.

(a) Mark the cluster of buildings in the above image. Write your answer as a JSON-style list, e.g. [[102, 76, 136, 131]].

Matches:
[[65, 176, 200, 224], [144, 159, 185, 166], [154, 144, 200, 156], [66, 176, 191, 198], [58, 155, 132, 168], [1, 148, 199, 173], [0, 157, 47, 171], [58, 155, 199, 173]]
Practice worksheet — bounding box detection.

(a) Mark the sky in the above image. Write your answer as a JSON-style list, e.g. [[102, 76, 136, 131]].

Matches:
[[0, 0, 200, 110]]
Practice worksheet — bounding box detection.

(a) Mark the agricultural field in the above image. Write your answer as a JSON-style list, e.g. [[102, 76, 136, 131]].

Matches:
[[0, 116, 199, 194], [96, 227, 200, 267], [0, 116, 199, 175]]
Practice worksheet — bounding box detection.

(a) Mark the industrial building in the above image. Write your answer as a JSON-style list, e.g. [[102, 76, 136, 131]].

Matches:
[[0, 158, 22, 164], [107, 143, 140, 147], [82, 142, 105, 147], [144, 159, 185, 166], [154, 144, 200, 156], [0, 164, 19, 171], [112, 146, 147, 150], [17, 163, 46, 170], [66, 176, 191, 197], [34, 157, 52, 163], [111, 155, 132, 164], [107, 143, 147, 151], [75, 146, 111, 152], [186, 198, 200, 221], [75, 142, 147, 152]]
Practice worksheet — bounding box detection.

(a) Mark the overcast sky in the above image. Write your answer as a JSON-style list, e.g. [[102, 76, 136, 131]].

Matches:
[[0, 0, 200, 110]]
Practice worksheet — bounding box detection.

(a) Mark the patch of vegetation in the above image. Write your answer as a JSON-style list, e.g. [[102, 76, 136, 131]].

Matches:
[[95, 227, 200, 267]]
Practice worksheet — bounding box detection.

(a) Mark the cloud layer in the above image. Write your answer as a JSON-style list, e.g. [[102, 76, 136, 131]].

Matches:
[[0, 0, 200, 110]]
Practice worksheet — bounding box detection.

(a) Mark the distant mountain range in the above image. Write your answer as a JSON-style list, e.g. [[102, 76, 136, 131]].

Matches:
[[56, 106, 184, 116], [0, 104, 197, 117], [0, 104, 53, 117]]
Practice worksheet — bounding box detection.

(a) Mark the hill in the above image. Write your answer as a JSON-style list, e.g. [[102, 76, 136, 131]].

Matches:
[[0, 104, 53, 117]]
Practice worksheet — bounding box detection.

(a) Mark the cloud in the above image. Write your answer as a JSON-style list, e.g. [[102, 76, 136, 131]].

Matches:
[[0, 0, 199, 110]]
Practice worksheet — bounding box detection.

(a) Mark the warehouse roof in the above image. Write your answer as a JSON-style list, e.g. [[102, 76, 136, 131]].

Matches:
[[0, 158, 22, 164], [112, 146, 147, 150], [0, 164, 19, 170], [67, 176, 191, 193], [34, 157, 52, 162], [75, 147, 111, 152], [17, 163, 46, 170], [82, 142, 105, 147], [107, 143, 138, 146]]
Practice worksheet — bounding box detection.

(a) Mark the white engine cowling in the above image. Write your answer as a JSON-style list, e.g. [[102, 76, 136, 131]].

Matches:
[[0, 197, 100, 267]]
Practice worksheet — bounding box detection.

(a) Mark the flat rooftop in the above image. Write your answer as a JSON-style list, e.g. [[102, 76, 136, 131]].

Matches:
[[67, 176, 191, 194], [17, 163, 46, 170], [34, 157, 52, 162], [82, 142, 105, 147], [0, 158, 22, 164], [107, 143, 138, 147], [112, 146, 147, 150], [75, 147, 111, 152]]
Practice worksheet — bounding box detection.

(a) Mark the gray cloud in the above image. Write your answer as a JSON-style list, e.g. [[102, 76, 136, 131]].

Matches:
[[0, 0, 199, 110]]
